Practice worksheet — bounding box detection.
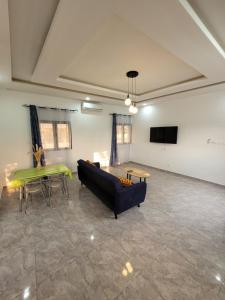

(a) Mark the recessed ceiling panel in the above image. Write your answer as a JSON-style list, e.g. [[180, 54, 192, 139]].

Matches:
[[189, 0, 225, 49], [62, 16, 202, 94], [9, 0, 59, 80]]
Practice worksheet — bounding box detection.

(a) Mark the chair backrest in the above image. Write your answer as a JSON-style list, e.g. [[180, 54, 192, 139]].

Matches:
[[25, 178, 43, 186], [44, 174, 64, 188], [46, 174, 64, 180], [24, 178, 43, 193]]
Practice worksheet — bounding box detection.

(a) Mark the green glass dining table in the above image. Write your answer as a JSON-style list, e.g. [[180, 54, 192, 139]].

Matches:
[[9, 164, 73, 211]]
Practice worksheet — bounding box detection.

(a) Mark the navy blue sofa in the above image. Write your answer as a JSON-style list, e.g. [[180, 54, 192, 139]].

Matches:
[[77, 159, 147, 219]]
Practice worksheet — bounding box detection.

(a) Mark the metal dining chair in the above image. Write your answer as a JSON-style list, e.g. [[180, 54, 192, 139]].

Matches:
[[24, 178, 49, 213], [43, 174, 69, 206]]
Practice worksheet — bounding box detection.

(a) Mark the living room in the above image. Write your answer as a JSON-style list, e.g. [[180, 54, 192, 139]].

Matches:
[[0, 0, 225, 299]]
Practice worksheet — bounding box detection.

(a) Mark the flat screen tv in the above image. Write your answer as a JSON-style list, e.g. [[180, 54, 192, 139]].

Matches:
[[150, 126, 178, 144]]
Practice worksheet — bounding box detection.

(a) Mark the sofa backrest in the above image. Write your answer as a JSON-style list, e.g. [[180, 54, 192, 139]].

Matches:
[[77, 160, 122, 197]]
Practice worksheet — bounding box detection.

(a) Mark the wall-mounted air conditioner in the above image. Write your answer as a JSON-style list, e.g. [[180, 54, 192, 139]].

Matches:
[[81, 101, 103, 113]]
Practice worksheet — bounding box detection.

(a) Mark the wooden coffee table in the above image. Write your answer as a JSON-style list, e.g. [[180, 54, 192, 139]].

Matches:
[[125, 167, 150, 183]]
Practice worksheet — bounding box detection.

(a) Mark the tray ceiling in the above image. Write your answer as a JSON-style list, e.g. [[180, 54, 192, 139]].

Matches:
[[9, 0, 59, 81], [0, 0, 225, 104], [62, 16, 202, 95]]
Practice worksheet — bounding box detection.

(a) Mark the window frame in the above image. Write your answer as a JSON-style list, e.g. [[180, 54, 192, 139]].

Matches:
[[40, 120, 72, 151], [116, 124, 132, 145]]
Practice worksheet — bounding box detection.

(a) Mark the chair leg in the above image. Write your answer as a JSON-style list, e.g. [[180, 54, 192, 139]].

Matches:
[[40, 184, 48, 205], [61, 179, 66, 195], [114, 212, 118, 219], [137, 204, 140, 207], [64, 176, 69, 198], [48, 185, 52, 206], [19, 187, 23, 212], [25, 192, 29, 214], [61, 177, 67, 195]]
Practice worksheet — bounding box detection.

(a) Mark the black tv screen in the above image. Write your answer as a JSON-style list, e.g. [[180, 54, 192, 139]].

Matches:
[[150, 126, 178, 144]]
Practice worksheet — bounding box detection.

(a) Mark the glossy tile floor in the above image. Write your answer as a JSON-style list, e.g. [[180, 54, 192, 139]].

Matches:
[[1, 163, 225, 300]]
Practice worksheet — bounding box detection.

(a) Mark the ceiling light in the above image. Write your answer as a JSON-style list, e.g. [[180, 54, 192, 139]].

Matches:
[[125, 71, 139, 113], [132, 106, 138, 114], [85, 96, 90, 101], [129, 102, 138, 114], [129, 104, 134, 113], [125, 95, 131, 106]]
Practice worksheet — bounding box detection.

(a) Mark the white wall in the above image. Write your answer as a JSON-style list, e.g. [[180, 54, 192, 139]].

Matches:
[[0, 89, 130, 187], [1, 87, 225, 188], [131, 90, 225, 186]]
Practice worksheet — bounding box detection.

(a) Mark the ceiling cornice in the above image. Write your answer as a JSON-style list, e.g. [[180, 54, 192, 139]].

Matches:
[[4, 0, 225, 105], [57, 76, 127, 97], [179, 0, 225, 60], [138, 79, 225, 104], [11, 77, 124, 102]]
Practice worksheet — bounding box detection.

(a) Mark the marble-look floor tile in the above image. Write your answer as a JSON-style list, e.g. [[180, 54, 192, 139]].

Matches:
[[0, 245, 36, 300], [0, 162, 225, 300], [115, 274, 164, 300]]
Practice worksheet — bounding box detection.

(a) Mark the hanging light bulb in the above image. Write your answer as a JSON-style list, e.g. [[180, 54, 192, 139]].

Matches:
[[132, 105, 138, 114], [129, 102, 138, 114], [125, 71, 139, 114], [125, 95, 131, 106], [125, 75, 131, 105], [129, 103, 135, 113]]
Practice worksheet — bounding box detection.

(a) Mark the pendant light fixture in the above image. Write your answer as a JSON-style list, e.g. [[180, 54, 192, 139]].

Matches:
[[125, 74, 131, 105], [125, 95, 131, 106], [129, 102, 138, 114], [125, 70, 139, 114]]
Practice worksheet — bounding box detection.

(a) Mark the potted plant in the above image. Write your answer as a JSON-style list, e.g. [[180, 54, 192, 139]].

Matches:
[[33, 144, 44, 168]]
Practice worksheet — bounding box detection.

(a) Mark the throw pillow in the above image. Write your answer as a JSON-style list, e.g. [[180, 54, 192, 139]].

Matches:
[[118, 176, 133, 186], [86, 160, 97, 167]]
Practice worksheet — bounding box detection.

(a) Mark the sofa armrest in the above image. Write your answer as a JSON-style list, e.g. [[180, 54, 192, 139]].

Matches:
[[115, 182, 147, 214]]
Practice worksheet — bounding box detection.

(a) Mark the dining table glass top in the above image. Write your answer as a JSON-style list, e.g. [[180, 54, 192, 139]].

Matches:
[[9, 164, 73, 188]]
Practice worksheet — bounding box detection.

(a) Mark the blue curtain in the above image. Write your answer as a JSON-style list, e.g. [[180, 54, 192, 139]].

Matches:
[[29, 105, 45, 167], [110, 113, 118, 166]]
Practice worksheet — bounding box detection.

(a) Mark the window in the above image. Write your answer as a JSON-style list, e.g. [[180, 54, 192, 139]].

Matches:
[[123, 125, 132, 144], [117, 125, 123, 144], [40, 123, 55, 150], [57, 123, 71, 148], [40, 121, 72, 150], [117, 124, 132, 144]]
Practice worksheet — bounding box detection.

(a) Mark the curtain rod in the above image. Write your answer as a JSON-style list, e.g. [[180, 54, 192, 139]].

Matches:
[[109, 113, 132, 117], [23, 104, 78, 112]]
